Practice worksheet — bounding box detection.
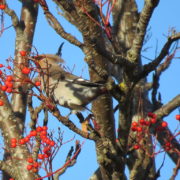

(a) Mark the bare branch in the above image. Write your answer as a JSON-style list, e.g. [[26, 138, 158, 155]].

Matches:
[[170, 159, 180, 180], [54, 141, 81, 179], [136, 33, 180, 80], [4, 1, 19, 29], [27, 94, 45, 129], [155, 94, 180, 119], [152, 95, 180, 164], [127, 0, 159, 62], [38, 1, 83, 48]]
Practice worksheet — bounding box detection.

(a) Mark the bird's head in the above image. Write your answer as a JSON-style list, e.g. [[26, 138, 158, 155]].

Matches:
[[35, 54, 64, 68]]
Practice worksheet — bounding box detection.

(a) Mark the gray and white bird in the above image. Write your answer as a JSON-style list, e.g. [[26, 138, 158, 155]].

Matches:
[[35, 54, 107, 113]]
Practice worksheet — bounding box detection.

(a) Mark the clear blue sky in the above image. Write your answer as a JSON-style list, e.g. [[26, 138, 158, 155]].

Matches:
[[0, 1, 179, 179]]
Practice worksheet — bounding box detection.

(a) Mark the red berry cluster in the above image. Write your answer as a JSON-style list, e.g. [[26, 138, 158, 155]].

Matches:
[[131, 113, 157, 133], [164, 142, 172, 151], [0, 61, 14, 94], [131, 112, 170, 151], [10, 126, 55, 148], [0, 57, 42, 106], [10, 126, 55, 172], [26, 157, 40, 173]]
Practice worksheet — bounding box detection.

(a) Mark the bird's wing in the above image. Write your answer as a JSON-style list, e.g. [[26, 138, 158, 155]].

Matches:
[[58, 71, 103, 87]]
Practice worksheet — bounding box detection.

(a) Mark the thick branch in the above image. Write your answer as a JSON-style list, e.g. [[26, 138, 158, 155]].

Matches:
[[155, 94, 180, 119], [94, 43, 135, 68]]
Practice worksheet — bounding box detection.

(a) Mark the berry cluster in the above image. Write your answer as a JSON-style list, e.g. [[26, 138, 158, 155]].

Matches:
[[10, 126, 55, 173], [0, 53, 42, 106], [131, 112, 169, 135], [130, 112, 180, 155]]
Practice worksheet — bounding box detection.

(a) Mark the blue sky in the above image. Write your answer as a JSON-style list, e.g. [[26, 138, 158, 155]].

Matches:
[[0, 1, 179, 179]]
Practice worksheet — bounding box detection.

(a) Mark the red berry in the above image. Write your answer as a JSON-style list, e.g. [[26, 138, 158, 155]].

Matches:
[[137, 126, 142, 132], [40, 130, 47, 136], [11, 138, 17, 143], [20, 51, 27, 56], [27, 157, 34, 163], [38, 154, 44, 160], [40, 135, 47, 141], [43, 146, 51, 153], [150, 118, 156, 124], [6, 75, 13, 81], [131, 126, 137, 131], [0, 4, 6, 10], [147, 112, 156, 118], [6, 88, 12, 93], [42, 126, 48, 131], [44, 153, 50, 158], [132, 122, 138, 127], [145, 121, 151, 126], [1, 85, 7, 91], [11, 142, 17, 148], [175, 115, 180, 121], [7, 66, 11, 69], [32, 168, 38, 173], [5, 81, 13, 88], [33, 162, 39, 168], [35, 81, 41, 86], [19, 139, 26, 145], [0, 64, 4, 68], [165, 142, 171, 147], [133, 144, 140, 150], [22, 67, 31, 74], [45, 138, 51, 145], [36, 126, 42, 132], [24, 136, 30, 142], [49, 141, 55, 146], [161, 121, 168, 128], [139, 119, 145, 125], [30, 130, 37, 137], [9, 178, 14, 180], [27, 164, 33, 171], [0, 99, 4, 106], [0, 70, 2, 75]]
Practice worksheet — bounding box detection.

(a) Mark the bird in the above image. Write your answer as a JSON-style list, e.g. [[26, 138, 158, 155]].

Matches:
[[34, 54, 108, 113]]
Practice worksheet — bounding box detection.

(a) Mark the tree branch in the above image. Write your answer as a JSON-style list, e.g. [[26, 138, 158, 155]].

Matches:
[[4, 1, 19, 29], [136, 33, 180, 80], [39, 2, 83, 48], [51, 107, 98, 140], [152, 95, 180, 164], [94, 43, 135, 68], [127, 0, 159, 62], [155, 94, 180, 119]]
